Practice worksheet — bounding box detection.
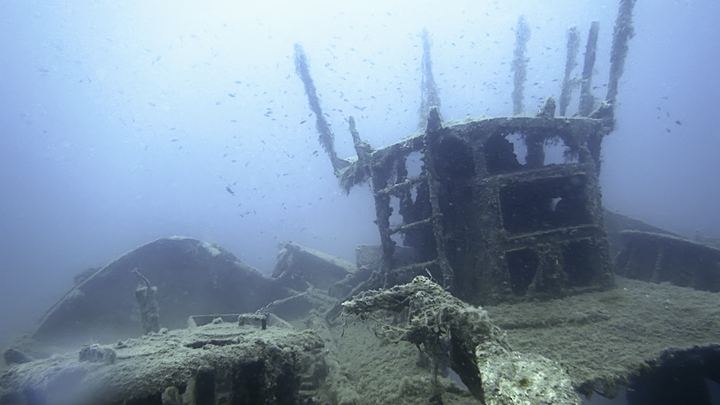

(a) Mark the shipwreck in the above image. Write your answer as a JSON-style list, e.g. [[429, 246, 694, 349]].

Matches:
[[293, 12, 629, 306], [4, 0, 720, 404]]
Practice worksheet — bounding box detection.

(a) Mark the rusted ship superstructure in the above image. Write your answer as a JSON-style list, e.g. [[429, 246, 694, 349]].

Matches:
[[295, 1, 637, 306]]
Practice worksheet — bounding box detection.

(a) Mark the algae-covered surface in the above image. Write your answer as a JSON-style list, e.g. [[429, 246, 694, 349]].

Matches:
[[5, 272, 720, 404], [0, 323, 325, 404], [313, 276, 720, 403], [315, 275, 584, 405], [486, 276, 720, 397], [308, 314, 478, 405]]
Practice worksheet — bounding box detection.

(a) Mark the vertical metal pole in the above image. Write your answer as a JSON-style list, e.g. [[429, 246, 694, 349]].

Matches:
[[511, 15, 531, 115], [579, 22, 600, 117], [559, 27, 580, 116], [606, 0, 638, 107]]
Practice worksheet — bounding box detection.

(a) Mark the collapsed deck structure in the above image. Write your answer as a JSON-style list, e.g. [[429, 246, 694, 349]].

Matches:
[[295, 0, 637, 306]]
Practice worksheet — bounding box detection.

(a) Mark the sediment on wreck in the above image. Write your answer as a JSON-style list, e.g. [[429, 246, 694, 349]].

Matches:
[[342, 276, 583, 405]]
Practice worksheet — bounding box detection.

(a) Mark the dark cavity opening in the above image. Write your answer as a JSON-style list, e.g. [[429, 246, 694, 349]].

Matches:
[[500, 175, 591, 235], [506, 249, 539, 295]]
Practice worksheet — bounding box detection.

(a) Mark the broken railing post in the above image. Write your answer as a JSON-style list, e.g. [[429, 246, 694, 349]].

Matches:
[[559, 26, 580, 116], [293, 43, 350, 176], [579, 21, 600, 117], [337, 116, 373, 193], [606, 0, 637, 108], [132, 268, 160, 334]]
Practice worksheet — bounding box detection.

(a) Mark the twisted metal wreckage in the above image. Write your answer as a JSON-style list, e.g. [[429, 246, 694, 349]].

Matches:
[[5, 0, 720, 404]]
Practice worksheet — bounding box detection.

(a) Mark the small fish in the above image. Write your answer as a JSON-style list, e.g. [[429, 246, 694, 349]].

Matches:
[[675, 120, 682, 126], [228, 93, 236, 98], [225, 186, 235, 195], [300, 120, 306, 124]]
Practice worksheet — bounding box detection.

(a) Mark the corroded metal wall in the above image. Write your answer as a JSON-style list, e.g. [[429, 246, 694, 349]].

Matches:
[[364, 105, 615, 305]]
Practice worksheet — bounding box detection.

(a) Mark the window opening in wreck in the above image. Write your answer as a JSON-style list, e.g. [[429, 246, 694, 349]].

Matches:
[[543, 135, 578, 165], [405, 150, 424, 179], [499, 175, 592, 234], [389, 195, 403, 228], [409, 185, 418, 204], [435, 137, 475, 180], [506, 248, 539, 295], [390, 233, 404, 247], [484, 133, 525, 174], [550, 197, 562, 212], [388, 164, 401, 187], [388, 195, 408, 247], [506, 133, 528, 165]]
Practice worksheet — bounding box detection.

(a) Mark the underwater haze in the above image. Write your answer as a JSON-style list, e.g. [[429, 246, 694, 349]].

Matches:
[[1, 0, 718, 350]]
